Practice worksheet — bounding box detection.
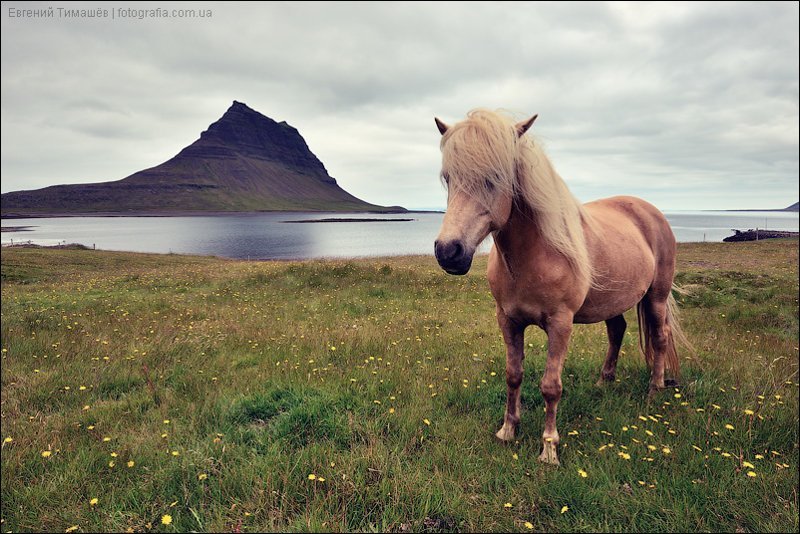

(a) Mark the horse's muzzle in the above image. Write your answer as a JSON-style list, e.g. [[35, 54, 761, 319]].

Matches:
[[434, 239, 473, 275]]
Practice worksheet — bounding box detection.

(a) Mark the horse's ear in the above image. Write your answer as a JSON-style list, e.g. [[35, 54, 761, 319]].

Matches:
[[515, 114, 538, 137], [434, 117, 449, 135]]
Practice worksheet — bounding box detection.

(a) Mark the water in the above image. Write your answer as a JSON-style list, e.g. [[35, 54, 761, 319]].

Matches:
[[2, 210, 797, 260], [662, 211, 798, 243]]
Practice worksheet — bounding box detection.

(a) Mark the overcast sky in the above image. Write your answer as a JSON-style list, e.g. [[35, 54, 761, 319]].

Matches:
[[1, 1, 798, 210]]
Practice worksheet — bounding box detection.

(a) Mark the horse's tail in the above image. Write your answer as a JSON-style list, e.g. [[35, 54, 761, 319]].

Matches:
[[637, 286, 693, 377]]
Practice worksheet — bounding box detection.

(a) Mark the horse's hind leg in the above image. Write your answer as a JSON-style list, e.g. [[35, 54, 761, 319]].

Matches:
[[495, 306, 525, 442], [642, 293, 672, 397], [596, 314, 626, 386]]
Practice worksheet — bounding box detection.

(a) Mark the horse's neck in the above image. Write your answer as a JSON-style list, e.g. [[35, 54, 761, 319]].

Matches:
[[492, 202, 545, 272]]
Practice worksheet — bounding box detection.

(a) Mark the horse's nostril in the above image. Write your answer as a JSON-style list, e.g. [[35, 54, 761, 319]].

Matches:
[[434, 239, 472, 275], [435, 240, 464, 263], [451, 241, 463, 260]]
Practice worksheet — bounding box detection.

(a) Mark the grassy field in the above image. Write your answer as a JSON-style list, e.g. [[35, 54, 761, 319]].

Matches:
[[1, 240, 798, 533]]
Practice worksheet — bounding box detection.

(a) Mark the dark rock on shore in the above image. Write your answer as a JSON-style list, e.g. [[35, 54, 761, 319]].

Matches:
[[723, 229, 799, 242]]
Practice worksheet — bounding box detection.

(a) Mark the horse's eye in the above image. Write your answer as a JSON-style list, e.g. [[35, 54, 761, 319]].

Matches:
[[485, 180, 495, 191]]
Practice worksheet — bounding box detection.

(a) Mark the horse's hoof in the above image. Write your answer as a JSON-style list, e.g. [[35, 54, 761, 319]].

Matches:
[[664, 378, 680, 388], [495, 424, 516, 442], [595, 375, 615, 387], [538, 441, 560, 465], [647, 385, 665, 400]]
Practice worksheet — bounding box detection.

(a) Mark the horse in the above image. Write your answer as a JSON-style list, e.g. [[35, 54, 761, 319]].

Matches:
[[432, 109, 689, 465]]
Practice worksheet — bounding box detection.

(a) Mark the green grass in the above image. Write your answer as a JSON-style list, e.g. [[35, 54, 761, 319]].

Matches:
[[1, 240, 798, 532]]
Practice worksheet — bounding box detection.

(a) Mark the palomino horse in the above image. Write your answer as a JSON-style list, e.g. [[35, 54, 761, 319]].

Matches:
[[433, 109, 689, 465]]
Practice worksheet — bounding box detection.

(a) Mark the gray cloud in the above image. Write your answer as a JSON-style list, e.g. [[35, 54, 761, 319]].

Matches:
[[1, 1, 797, 210]]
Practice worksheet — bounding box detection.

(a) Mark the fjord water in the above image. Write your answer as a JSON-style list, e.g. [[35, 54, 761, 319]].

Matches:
[[2, 211, 798, 260]]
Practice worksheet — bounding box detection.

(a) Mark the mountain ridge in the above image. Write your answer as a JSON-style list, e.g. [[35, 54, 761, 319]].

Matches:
[[718, 202, 799, 212], [1, 101, 404, 216]]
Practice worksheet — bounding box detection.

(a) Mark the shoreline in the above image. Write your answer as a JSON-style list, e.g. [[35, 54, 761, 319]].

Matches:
[[0, 209, 442, 219], [704, 209, 800, 213], [283, 217, 416, 223]]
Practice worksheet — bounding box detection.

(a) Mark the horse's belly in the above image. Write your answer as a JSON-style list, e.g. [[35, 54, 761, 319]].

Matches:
[[573, 285, 648, 323], [573, 259, 654, 323]]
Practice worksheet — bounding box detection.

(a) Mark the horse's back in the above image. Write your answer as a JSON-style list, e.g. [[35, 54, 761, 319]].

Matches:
[[584, 196, 675, 254]]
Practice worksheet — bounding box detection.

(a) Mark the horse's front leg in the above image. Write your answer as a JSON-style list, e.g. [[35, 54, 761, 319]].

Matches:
[[539, 313, 573, 465], [495, 306, 525, 442]]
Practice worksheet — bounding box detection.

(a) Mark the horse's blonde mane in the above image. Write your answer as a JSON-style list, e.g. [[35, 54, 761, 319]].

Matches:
[[440, 109, 595, 286]]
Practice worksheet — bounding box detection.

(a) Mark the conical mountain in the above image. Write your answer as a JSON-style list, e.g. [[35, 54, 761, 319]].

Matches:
[[1, 101, 404, 215]]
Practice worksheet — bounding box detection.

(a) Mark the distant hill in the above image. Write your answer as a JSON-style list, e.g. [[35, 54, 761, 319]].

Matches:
[[720, 201, 800, 213], [1, 101, 404, 216]]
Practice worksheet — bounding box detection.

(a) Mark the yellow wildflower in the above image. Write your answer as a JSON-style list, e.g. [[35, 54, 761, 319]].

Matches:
[[161, 514, 172, 525]]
